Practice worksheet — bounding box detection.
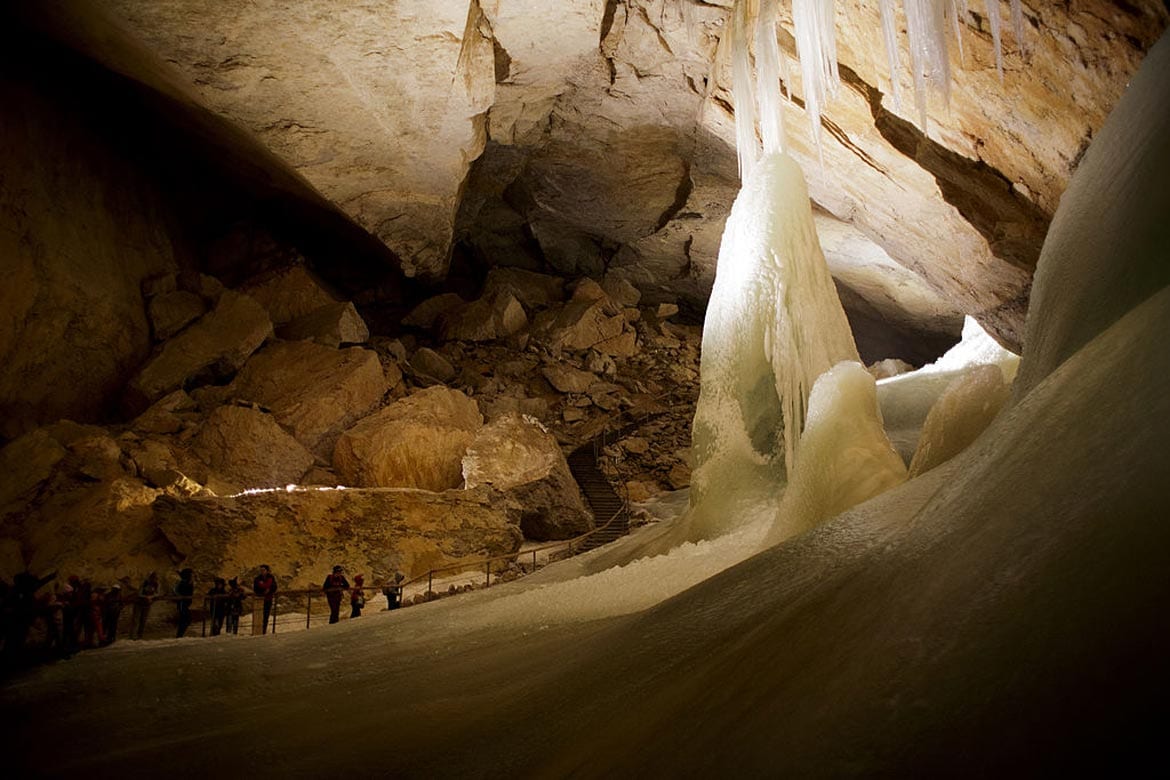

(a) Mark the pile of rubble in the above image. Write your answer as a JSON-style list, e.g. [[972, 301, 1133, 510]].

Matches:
[[0, 262, 701, 593]]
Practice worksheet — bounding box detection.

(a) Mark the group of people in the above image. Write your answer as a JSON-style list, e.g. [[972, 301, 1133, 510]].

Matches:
[[2, 563, 407, 667], [320, 566, 406, 623]]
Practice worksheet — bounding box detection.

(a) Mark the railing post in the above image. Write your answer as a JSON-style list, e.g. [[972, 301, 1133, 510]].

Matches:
[[201, 597, 208, 638], [306, 591, 312, 631], [271, 598, 277, 634], [485, 561, 491, 587], [428, 570, 433, 597], [532, 549, 537, 571]]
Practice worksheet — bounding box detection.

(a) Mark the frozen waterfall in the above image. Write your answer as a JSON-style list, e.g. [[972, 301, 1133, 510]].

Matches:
[[686, 152, 858, 540]]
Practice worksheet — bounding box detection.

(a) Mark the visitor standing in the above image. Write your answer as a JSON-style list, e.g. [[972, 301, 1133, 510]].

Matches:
[[252, 565, 277, 634], [382, 572, 405, 610], [206, 578, 227, 636], [350, 574, 365, 619], [323, 566, 349, 624], [102, 584, 124, 645], [131, 572, 159, 640], [173, 569, 194, 638], [225, 578, 245, 635]]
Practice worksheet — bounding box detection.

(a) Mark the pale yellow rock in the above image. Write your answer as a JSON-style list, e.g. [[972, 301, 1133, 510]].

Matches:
[[333, 387, 482, 491], [190, 405, 315, 491], [462, 413, 591, 540], [152, 485, 523, 589], [229, 341, 388, 458], [541, 365, 597, 394], [126, 290, 273, 411], [239, 266, 338, 326], [482, 268, 565, 309], [278, 302, 369, 348]]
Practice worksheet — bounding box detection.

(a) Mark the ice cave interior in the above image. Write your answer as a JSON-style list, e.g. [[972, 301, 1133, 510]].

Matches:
[[1, 0, 1168, 776]]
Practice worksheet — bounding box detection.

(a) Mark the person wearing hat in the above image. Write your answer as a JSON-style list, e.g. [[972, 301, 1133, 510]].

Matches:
[[322, 565, 349, 624]]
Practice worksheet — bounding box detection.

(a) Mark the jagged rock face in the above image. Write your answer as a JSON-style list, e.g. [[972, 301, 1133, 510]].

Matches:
[[152, 486, 523, 589], [100, 0, 1165, 353], [463, 412, 593, 540]]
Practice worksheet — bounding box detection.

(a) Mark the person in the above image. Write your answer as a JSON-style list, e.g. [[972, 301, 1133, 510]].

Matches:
[[101, 584, 124, 646], [350, 574, 365, 619], [322, 565, 348, 624], [206, 578, 227, 636], [252, 565, 277, 634], [60, 575, 85, 656], [382, 571, 405, 611], [3, 570, 56, 663], [85, 586, 106, 648], [225, 578, 245, 635], [132, 572, 160, 640], [173, 568, 194, 638]]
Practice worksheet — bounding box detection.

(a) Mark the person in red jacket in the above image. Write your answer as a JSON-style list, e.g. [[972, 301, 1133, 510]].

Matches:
[[350, 574, 365, 619], [322, 565, 348, 624], [252, 565, 277, 634]]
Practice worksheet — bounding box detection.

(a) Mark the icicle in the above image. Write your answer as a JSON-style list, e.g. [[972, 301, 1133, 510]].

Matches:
[[985, 0, 1004, 81], [731, 0, 761, 179], [1009, 0, 1026, 54], [903, 0, 950, 132], [792, 0, 840, 159], [754, 0, 785, 155], [949, 0, 965, 64], [878, 0, 903, 111]]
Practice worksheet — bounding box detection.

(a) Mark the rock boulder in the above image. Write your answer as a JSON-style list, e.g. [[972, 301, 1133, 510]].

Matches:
[[462, 413, 592, 540], [332, 387, 482, 490]]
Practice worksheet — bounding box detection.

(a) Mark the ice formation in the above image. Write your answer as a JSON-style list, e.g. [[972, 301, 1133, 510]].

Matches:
[[877, 315, 1019, 462], [687, 152, 858, 540], [792, 0, 840, 155], [765, 361, 907, 546], [907, 362, 1009, 476]]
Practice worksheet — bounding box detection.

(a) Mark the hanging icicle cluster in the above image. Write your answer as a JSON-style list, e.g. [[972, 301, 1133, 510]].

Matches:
[[729, 0, 1027, 172]]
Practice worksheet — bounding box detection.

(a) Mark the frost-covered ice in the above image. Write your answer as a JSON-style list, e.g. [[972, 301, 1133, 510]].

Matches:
[[907, 362, 1009, 476], [877, 315, 1018, 461], [687, 152, 857, 540], [765, 361, 907, 546], [792, 0, 840, 155]]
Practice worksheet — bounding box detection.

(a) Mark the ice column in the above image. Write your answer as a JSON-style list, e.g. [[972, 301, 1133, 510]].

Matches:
[[687, 153, 859, 540]]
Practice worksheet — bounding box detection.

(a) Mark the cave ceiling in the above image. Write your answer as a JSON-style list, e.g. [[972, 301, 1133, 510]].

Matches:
[[96, 0, 1166, 352]]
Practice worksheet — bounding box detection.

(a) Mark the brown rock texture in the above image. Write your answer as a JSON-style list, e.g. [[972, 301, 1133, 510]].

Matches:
[[152, 485, 523, 588], [189, 405, 315, 493], [463, 412, 592, 540], [277, 301, 370, 348], [332, 387, 483, 491], [227, 340, 388, 458], [126, 290, 274, 412]]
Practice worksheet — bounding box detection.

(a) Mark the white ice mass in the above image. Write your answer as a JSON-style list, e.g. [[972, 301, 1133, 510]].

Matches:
[[686, 151, 858, 541]]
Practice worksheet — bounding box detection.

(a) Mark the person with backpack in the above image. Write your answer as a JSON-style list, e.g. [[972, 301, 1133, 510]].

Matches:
[[322, 566, 349, 624], [252, 565, 277, 634]]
